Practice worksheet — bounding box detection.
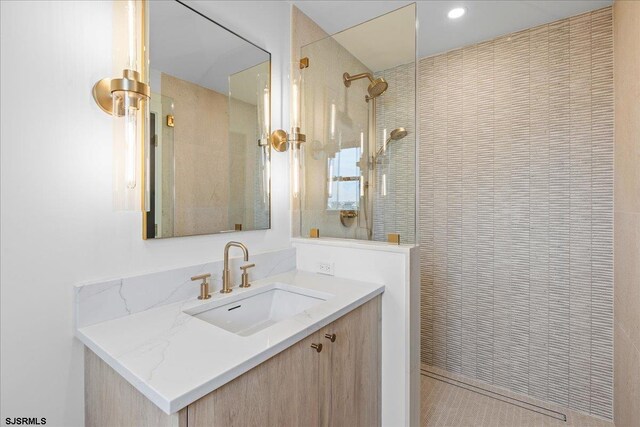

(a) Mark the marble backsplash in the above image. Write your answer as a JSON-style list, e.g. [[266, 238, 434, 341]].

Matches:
[[74, 247, 296, 328]]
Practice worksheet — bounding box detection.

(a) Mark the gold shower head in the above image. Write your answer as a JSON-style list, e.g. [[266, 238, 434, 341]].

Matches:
[[343, 72, 388, 99], [389, 127, 407, 141], [367, 77, 388, 98], [372, 127, 409, 164]]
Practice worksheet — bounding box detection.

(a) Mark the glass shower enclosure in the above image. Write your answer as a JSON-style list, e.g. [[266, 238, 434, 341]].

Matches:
[[297, 4, 417, 244]]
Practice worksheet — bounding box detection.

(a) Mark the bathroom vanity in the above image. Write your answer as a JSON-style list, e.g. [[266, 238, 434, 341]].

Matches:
[[76, 271, 383, 427]]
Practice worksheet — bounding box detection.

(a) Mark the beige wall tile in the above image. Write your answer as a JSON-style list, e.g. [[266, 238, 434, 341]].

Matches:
[[614, 2, 640, 425], [614, 212, 640, 351], [614, 0, 640, 215], [161, 73, 229, 236], [614, 323, 640, 427]]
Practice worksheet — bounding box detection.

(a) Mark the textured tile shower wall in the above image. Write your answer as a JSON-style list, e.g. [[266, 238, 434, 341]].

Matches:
[[374, 63, 416, 244], [419, 8, 613, 419]]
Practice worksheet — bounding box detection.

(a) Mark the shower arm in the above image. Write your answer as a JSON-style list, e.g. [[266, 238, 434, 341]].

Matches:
[[345, 72, 374, 83]]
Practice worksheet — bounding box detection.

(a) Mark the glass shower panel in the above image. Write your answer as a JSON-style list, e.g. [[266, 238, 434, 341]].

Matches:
[[298, 4, 416, 243]]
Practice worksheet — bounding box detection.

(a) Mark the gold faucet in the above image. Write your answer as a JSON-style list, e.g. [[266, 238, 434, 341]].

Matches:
[[221, 241, 249, 293], [239, 263, 256, 288], [191, 273, 211, 300]]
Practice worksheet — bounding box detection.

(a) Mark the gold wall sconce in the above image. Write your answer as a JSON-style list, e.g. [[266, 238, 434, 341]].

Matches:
[[269, 126, 306, 199], [269, 57, 309, 152], [92, 70, 150, 118], [269, 127, 306, 153], [269, 58, 309, 153], [270, 57, 309, 199], [269, 129, 290, 152], [92, 0, 148, 211]]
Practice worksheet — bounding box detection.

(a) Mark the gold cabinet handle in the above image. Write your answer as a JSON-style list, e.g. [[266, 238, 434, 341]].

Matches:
[[311, 343, 323, 353], [324, 333, 336, 342]]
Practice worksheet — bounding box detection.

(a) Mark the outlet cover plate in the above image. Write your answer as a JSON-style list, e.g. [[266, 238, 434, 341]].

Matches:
[[317, 262, 335, 276]]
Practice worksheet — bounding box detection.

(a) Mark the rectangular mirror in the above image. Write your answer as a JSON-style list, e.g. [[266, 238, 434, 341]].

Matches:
[[145, 0, 271, 239]]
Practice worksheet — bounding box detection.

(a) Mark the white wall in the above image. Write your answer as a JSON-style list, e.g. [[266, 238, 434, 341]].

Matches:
[[0, 1, 291, 426], [294, 239, 420, 427]]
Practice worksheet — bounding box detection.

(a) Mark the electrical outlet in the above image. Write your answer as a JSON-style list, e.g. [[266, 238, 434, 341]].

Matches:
[[317, 262, 335, 276]]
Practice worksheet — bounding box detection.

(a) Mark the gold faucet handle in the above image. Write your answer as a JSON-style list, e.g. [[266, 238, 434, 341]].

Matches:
[[239, 264, 255, 288], [191, 273, 211, 300], [239, 263, 255, 272]]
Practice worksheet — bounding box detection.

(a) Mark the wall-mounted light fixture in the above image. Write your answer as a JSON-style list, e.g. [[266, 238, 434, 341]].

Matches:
[[270, 57, 309, 198], [92, 0, 149, 211], [269, 57, 308, 152]]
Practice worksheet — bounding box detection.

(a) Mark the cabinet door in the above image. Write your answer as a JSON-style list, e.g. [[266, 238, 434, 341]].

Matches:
[[323, 297, 381, 427], [188, 331, 322, 427], [269, 332, 322, 427]]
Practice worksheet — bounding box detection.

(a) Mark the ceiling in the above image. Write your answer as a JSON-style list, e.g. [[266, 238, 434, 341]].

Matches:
[[149, 1, 613, 100], [292, 0, 613, 60]]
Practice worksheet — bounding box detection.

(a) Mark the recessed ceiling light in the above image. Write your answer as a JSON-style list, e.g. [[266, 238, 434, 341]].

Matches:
[[447, 7, 466, 19]]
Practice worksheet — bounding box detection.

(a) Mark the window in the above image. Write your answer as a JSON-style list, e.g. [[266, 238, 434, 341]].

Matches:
[[327, 147, 361, 210]]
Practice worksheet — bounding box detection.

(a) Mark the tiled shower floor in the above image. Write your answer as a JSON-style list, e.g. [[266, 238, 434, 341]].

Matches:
[[421, 365, 615, 427]]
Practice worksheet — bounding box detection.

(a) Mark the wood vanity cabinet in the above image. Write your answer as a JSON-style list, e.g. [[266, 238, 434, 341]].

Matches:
[[85, 295, 381, 427], [188, 295, 381, 427], [320, 296, 381, 427]]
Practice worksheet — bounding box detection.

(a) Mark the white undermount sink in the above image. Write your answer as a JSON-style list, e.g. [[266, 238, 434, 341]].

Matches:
[[184, 283, 334, 336]]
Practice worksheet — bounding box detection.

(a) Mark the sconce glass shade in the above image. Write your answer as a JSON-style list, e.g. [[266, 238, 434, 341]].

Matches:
[[112, 90, 146, 190], [290, 61, 306, 199], [291, 65, 302, 132], [109, 0, 149, 212], [268, 59, 306, 199], [292, 142, 302, 199], [255, 73, 271, 204], [257, 84, 270, 144], [255, 64, 271, 146], [111, 91, 146, 210]]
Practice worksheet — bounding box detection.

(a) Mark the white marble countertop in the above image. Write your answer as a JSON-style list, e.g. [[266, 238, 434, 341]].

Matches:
[[75, 270, 384, 414]]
